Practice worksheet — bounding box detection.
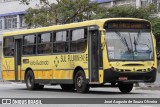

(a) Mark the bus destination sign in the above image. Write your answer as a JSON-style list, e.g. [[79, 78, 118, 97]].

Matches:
[[105, 21, 151, 29]]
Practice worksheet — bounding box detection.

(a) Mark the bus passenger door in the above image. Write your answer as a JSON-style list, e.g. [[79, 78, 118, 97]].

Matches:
[[89, 29, 99, 82], [14, 37, 22, 81]]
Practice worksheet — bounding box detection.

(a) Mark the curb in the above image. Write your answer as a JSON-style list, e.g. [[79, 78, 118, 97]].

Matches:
[[136, 86, 160, 91], [135, 83, 160, 90], [0, 80, 11, 84]]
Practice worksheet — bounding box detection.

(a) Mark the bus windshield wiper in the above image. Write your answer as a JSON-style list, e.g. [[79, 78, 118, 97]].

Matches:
[[123, 37, 131, 53], [135, 30, 141, 44], [115, 31, 131, 53], [134, 36, 137, 52], [131, 31, 141, 53]]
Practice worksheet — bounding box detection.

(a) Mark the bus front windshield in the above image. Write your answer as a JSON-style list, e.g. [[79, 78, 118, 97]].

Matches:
[[106, 31, 154, 61]]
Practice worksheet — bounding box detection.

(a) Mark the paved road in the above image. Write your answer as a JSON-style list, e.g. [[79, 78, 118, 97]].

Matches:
[[0, 83, 160, 98], [0, 83, 160, 107]]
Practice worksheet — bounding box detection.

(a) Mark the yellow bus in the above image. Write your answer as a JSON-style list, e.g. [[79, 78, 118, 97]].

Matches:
[[1, 18, 157, 93]]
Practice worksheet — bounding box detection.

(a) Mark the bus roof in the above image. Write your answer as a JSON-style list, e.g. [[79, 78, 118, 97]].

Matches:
[[2, 18, 150, 37]]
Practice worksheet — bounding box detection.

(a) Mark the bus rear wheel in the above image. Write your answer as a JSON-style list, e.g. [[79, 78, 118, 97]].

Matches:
[[75, 70, 89, 93], [118, 83, 133, 93], [60, 84, 75, 91], [25, 70, 44, 90]]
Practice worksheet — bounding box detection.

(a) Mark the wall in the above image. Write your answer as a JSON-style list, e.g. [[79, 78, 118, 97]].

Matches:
[[0, 0, 56, 41], [0, 0, 56, 80]]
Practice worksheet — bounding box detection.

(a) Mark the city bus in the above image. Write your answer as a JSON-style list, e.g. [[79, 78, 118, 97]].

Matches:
[[1, 18, 157, 93]]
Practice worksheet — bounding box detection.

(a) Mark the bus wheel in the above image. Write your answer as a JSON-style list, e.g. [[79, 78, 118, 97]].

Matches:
[[60, 84, 75, 91], [75, 70, 89, 93], [25, 70, 44, 90], [118, 83, 133, 93]]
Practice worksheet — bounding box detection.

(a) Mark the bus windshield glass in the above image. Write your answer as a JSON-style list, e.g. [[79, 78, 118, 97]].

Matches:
[[106, 31, 154, 61], [104, 21, 153, 61]]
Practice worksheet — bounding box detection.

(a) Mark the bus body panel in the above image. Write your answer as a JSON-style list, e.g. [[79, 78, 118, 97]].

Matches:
[[21, 52, 88, 81], [1, 18, 157, 87], [101, 19, 157, 84], [2, 58, 15, 80]]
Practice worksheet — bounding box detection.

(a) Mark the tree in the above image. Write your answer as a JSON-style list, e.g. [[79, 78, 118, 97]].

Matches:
[[20, 0, 157, 26], [151, 18, 160, 48], [20, 0, 105, 28], [106, 4, 157, 20]]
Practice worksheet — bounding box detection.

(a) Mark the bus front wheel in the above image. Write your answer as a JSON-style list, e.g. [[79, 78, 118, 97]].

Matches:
[[118, 83, 133, 93], [75, 70, 89, 93], [25, 70, 44, 90]]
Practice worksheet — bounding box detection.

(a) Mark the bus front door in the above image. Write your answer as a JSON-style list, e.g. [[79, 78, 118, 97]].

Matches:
[[14, 38, 22, 81], [89, 30, 99, 82]]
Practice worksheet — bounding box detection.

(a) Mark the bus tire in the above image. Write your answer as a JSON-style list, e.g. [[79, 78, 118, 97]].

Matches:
[[60, 84, 75, 91], [75, 70, 89, 93], [118, 83, 133, 93], [25, 70, 43, 90]]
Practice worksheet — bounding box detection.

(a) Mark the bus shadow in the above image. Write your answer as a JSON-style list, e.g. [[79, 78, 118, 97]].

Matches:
[[87, 90, 140, 95], [14, 87, 146, 95]]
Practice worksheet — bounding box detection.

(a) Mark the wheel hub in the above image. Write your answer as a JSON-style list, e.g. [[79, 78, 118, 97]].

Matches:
[[77, 76, 84, 87]]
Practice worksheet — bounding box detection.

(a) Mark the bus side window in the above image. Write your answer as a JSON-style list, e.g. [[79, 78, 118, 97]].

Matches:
[[70, 28, 87, 52], [3, 37, 14, 57], [53, 31, 68, 53], [23, 34, 36, 55], [37, 32, 52, 54]]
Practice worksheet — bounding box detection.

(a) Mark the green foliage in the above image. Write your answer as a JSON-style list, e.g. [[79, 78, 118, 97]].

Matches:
[[21, 0, 105, 27], [25, 7, 51, 27], [106, 3, 157, 19], [20, 0, 158, 27], [55, 0, 99, 23], [151, 18, 160, 45]]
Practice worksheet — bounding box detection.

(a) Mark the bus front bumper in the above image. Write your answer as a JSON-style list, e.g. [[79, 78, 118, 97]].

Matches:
[[103, 68, 156, 83]]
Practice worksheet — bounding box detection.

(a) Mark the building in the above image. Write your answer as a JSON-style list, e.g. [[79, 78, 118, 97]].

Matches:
[[0, 0, 54, 79], [0, 0, 38, 79], [93, 0, 160, 9], [0, 0, 56, 41], [91, 0, 160, 20], [0, 0, 57, 79]]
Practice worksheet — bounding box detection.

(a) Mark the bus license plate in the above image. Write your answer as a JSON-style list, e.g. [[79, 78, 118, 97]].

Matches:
[[118, 77, 128, 81]]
